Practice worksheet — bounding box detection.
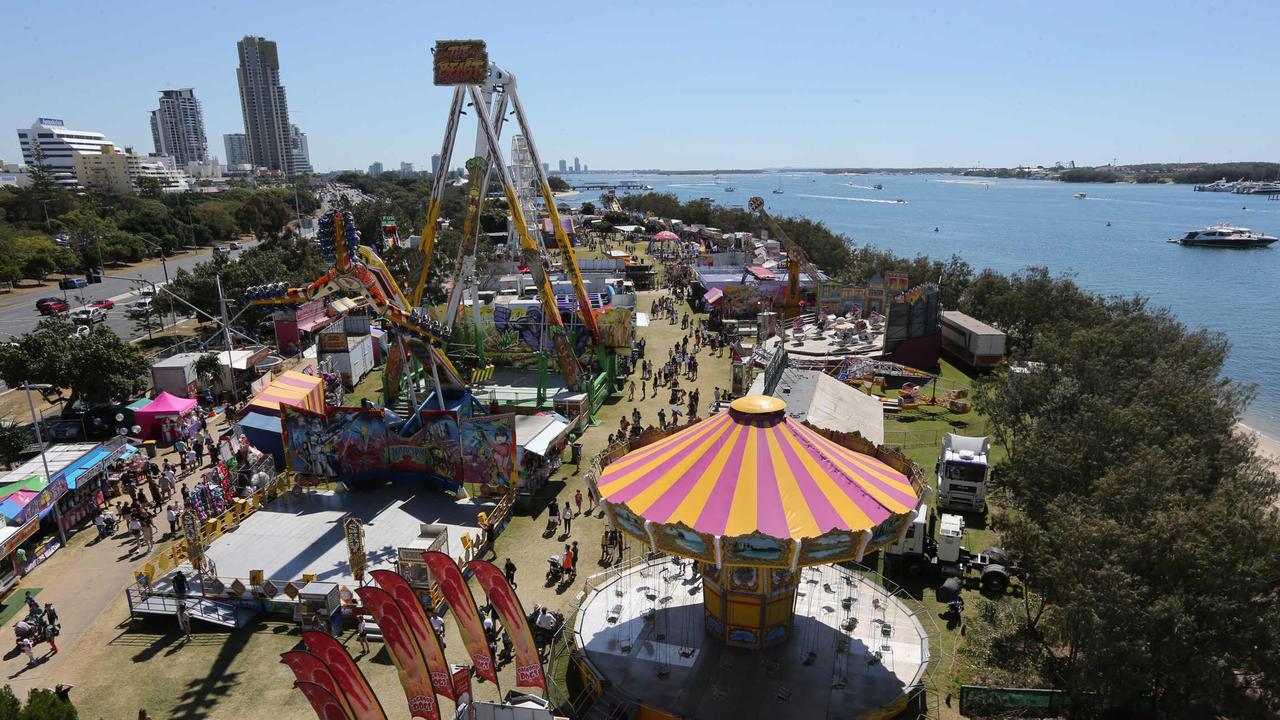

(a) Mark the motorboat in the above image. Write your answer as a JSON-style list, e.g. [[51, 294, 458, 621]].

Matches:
[[872, 184, 883, 190], [772, 177, 784, 194], [1074, 192, 1087, 199], [724, 185, 736, 192], [1169, 225, 1278, 248]]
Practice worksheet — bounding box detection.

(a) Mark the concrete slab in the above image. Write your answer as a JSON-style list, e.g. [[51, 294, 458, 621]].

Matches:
[[574, 559, 928, 720]]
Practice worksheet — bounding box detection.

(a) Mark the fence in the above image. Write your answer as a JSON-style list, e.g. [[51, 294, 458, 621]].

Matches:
[[884, 421, 990, 451]]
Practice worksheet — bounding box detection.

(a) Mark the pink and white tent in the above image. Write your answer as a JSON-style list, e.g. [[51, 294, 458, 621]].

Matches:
[[135, 391, 199, 438]]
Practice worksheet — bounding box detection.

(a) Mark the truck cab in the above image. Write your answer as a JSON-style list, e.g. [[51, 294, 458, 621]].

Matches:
[[936, 433, 990, 513]]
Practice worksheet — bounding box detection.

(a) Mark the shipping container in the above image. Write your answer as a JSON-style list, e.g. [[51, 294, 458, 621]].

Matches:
[[940, 310, 1006, 369]]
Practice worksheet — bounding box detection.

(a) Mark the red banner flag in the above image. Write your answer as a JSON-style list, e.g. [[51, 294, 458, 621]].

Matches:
[[452, 667, 474, 720], [301, 631, 387, 720], [371, 569, 456, 700], [356, 586, 441, 720], [281, 650, 354, 719], [422, 550, 497, 684], [295, 681, 353, 720], [468, 560, 546, 691]]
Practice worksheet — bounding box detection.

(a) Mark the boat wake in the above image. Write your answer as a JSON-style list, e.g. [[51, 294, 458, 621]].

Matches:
[[845, 183, 879, 190], [668, 182, 719, 188], [797, 194, 908, 205]]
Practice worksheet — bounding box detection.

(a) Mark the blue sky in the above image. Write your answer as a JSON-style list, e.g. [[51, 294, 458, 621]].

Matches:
[[7, 1, 1280, 172]]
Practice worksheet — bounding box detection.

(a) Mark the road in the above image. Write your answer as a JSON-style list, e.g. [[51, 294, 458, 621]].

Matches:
[[0, 240, 263, 345]]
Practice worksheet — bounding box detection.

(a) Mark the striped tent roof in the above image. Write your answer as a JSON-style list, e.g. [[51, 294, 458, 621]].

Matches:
[[598, 396, 918, 540]]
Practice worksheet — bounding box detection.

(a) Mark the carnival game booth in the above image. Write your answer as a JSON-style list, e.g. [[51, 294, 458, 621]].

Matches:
[[134, 392, 200, 443], [576, 396, 931, 719]]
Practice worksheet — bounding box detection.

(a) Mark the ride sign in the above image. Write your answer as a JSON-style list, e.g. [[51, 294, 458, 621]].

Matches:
[[433, 40, 488, 86], [345, 516, 367, 582]]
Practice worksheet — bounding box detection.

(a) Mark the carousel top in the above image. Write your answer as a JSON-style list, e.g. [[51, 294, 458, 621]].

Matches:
[[598, 396, 918, 542]]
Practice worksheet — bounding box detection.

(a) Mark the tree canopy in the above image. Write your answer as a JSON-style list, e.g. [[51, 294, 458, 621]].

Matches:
[[0, 317, 148, 407]]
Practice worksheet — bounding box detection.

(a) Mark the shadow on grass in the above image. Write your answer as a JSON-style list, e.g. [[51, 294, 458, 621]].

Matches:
[[169, 625, 254, 719]]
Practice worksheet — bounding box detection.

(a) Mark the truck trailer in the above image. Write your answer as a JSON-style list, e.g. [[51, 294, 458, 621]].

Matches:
[[940, 310, 1006, 369]]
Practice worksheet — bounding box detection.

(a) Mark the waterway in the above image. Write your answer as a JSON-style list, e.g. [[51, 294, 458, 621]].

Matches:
[[564, 172, 1280, 437]]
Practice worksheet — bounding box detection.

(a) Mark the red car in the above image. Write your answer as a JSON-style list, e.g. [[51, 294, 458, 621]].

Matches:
[[36, 297, 68, 315], [88, 298, 115, 310]]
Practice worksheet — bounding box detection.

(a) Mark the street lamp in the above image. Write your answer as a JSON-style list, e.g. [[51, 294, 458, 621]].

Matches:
[[22, 382, 68, 546], [135, 236, 174, 329]]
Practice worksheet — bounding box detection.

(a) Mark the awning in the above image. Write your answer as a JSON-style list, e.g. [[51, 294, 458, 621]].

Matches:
[[746, 265, 778, 281], [296, 314, 336, 333], [525, 419, 570, 458], [703, 288, 724, 304], [247, 370, 325, 415]]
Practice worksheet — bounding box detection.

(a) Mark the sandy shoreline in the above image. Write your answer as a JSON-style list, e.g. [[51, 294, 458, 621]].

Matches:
[[1239, 422, 1280, 468]]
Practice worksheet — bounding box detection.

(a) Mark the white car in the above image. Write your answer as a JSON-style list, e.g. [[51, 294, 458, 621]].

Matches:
[[70, 307, 107, 324], [230, 241, 242, 250], [127, 297, 155, 316]]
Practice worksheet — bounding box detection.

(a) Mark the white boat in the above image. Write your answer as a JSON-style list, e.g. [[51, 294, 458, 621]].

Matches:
[[1074, 192, 1087, 199], [772, 177, 784, 194], [724, 185, 735, 192], [1169, 225, 1278, 248]]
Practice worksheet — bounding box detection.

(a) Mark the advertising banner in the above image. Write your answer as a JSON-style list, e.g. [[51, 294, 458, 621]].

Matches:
[[356, 586, 440, 720], [433, 40, 489, 86], [371, 569, 455, 700], [301, 631, 387, 720], [345, 517, 367, 582], [452, 667, 474, 720], [467, 560, 546, 691], [415, 411, 462, 485], [281, 651, 354, 719], [295, 681, 353, 720], [421, 551, 497, 683], [459, 414, 517, 495]]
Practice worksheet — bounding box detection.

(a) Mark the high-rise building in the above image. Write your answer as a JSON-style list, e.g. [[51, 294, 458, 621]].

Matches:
[[430, 154, 441, 175], [73, 144, 189, 194], [150, 88, 208, 165], [368, 161, 383, 177], [573, 157, 580, 173], [541, 162, 549, 174], [558, 159, 567, 173], [290, 124, 312, 174], [235, 35, 298, 174], [223, 133, 249, 166], [16, 118, 116, 185], [583, 164, 589, 172], [400, 162, 413, 175]]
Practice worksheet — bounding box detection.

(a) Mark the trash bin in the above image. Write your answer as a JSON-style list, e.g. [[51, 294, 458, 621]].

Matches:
[[143, 439, 157, 459], [570, 442, 583, 465]]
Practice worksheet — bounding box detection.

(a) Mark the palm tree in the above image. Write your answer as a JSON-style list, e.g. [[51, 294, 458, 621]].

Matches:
[[194, 353, 222, 400], [0, 417, 32, 470]]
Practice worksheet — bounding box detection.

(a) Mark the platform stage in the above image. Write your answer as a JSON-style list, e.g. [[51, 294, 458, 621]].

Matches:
[[203, 483, 495, 586], [574, 558, 930, 720]]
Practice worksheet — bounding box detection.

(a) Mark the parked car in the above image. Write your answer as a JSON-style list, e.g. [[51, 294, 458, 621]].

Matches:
[[70, 307, 107, 324], [126, 297, 154, 316], [58, 277, 88, 290], [213, 246, 231, 256], [88, 298, 115, 310], [36, 297, 68, 315], [229, 241, 242, 250]]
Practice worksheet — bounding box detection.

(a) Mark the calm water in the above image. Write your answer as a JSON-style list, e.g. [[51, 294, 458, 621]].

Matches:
[[565, 172, 1280, 437]]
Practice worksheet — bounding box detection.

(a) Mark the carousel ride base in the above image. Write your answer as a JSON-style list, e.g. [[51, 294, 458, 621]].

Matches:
[[203, 483, 494, 586], [574, 558, 929, 720]]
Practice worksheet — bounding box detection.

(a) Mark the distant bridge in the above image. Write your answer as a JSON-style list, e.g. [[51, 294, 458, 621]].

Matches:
[[569, 181, 649, 191]]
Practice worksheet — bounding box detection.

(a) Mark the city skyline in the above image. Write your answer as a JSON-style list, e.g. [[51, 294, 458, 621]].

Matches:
[[6, 1, 1280, 172]]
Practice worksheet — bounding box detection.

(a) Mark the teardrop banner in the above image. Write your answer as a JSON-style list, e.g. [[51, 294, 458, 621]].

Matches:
[[421, 551, 498, 684], [370, 569, 456, 700], [356, 586, 441, 720], [281, 650, 355, 720], [301, 631, 388, 720], [295, 681, 353, 720], [467, 560, 546, 690]]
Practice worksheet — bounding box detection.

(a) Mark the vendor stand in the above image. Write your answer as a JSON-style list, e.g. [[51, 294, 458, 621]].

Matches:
[[134, 392, 200, 443]]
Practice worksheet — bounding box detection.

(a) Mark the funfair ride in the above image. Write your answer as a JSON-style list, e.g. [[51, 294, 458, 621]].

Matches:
[[412, 46, 602, 393], [244, 211, 465, 405], [748, 195, 824, 318]]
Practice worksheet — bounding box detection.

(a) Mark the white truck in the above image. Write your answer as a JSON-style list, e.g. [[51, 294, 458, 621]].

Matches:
[[937, 433, 990, 513], [884, 505, 1022, 594]]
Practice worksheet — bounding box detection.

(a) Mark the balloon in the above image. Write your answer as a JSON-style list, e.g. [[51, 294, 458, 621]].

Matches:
[[131, 425, 142, 434], [115, 413, 125, 422]]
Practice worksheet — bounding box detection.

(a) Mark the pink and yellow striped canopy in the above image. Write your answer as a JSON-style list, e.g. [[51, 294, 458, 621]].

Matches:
[[599, 398, 919, 540]]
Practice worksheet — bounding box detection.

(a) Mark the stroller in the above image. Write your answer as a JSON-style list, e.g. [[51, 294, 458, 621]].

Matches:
[[545, 555, 564, 586]]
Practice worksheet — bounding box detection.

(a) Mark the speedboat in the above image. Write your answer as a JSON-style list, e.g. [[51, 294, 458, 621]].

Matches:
[[1074, 192, 1087, 199], [1169, 225, 1278, 248], [724, 185, 735, 192]]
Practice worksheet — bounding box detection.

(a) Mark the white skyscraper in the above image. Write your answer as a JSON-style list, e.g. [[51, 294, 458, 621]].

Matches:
[[369, 161, 383, 177], [16, 118, 116, 185], [150, 88, 208, 165], [573, 157, 580, 173], [400, 161, 414, 175], [236, 35, 299, 174], [290, 124, 312, 174]]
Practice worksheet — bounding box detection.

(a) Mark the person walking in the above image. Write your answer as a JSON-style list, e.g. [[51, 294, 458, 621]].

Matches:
[[44, 622, 58, 656], [173, 570, 188, 598], [356, 615, 370, 655], [547, 501, 559, 532], [562, 501, 573, 535], [503, 558, 518, 588], [128, 516, 143, 551], [166, 503, 179, 538], [176, 602, 192, 641], [193, 435, 205, 467], [20, 636, 35, 666], [44, 602, 59, 631], [627, 381, 635, 401], [574, 489, 584, 517], [174, 438, 189, 474]]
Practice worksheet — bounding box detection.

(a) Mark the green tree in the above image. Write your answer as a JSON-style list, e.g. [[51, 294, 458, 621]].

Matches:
[[0, 418, 31, 470], [547, 175, 570, 192], [194, 352, 222, 392], [0, 685, 18, 720], [579, 201, 596, 215], [17, 688, 77, 720], [972, 297, 1280, 717], [235, 193, 293, 238], [0, 317, 148, 407], [192, 202, 237, 242]]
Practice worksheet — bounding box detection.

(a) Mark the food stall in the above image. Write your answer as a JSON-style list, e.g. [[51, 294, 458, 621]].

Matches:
[[134, 392, 200, 442]]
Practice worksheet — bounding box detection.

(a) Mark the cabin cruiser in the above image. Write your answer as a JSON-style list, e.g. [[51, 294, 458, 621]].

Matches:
[[1169, 225, 1278, 248]]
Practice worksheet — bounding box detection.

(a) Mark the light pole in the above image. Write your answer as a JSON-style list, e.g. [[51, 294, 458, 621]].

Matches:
[[22, 382, 68, 546], [136, 236, 173, 329]]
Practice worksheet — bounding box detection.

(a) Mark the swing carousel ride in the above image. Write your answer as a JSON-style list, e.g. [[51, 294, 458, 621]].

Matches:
[[577, 396, 932, 719]]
